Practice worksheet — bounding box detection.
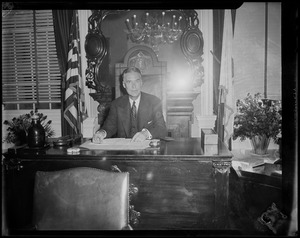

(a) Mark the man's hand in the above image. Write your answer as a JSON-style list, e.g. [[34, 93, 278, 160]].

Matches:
[[92, 130, 106, 144], [131, 130, 148, 142]]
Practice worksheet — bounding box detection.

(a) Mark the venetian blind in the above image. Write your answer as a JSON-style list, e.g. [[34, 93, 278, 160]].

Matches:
[[2, 10, 61, 110]]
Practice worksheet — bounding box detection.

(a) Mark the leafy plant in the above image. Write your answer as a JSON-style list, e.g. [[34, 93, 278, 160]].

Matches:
[[3, 109, 55, 144], [233, 93, 282, 144]]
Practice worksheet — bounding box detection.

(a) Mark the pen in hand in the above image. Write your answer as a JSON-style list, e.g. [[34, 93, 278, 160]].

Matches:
[[92, 131, 105, 144]]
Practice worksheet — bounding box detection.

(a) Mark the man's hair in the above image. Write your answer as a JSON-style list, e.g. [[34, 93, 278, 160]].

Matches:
[[122, 67, 142, 79]]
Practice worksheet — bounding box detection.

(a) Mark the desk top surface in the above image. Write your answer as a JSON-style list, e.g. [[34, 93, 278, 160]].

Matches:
[[4, 137, 232, 161], [231, 149, 281, 174], [231, 149, 282, 188]]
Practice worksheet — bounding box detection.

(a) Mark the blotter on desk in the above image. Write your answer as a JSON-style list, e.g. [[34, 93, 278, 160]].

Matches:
[[79, 138, 151, 150]]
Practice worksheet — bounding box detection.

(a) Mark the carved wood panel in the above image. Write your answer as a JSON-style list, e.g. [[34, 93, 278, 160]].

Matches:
[[85, 10, 204, 136]]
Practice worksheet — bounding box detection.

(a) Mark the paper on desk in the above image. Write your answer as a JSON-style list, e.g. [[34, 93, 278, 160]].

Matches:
[[231, 149, 281, 172], [79, 138, 150, 150]]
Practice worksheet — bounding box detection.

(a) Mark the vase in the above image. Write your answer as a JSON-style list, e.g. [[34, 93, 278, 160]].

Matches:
[[250, 135, 271, 155], [14, 130, 27, 146], [28, 114, 45, 148]]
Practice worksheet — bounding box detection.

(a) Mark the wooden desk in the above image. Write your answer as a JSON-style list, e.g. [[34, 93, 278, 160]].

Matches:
[[228, 150, 283, 235], [2, 138, 233, 234]]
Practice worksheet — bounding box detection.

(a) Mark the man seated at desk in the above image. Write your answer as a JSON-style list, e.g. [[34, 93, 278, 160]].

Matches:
[[93, 66, 167, 143]]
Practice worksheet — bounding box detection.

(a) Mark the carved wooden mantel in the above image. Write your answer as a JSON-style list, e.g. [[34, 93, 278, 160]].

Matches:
[[167, 91, 200, 137]]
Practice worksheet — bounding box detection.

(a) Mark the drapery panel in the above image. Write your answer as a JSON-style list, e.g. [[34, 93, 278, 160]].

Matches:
[[52, 10, 73, 77], [52, 10, 75, 136]]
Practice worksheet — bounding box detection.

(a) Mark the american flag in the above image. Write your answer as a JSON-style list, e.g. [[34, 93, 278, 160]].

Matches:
[[218, 9, 235, 147], [63, 11, 87, 136]]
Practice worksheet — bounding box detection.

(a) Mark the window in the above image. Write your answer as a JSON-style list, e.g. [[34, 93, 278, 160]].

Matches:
[[2, 10, 61, 110]]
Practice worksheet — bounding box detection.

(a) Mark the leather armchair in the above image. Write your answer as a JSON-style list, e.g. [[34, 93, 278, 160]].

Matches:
[[33, 167, 131, 230]]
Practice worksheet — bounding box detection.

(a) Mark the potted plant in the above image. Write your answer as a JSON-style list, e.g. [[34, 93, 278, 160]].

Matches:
[[232, 93, 282, 155], [3, 109, 55, 146]]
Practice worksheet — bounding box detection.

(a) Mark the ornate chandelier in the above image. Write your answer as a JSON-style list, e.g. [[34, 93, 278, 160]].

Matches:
[[125, 11, 183, 54]]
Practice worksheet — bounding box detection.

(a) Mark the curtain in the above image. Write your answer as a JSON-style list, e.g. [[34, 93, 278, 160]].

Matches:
[[52, 10, 73, 77], [52, 10, 74, 136]]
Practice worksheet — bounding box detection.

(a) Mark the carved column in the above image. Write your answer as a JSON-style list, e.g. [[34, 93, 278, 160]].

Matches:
[[191, 10, 216, 137], [85, 10, 126, 126], [212, 160, 232, 229]]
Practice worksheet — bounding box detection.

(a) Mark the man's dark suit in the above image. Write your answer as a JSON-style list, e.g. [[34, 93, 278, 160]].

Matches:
[[102, 92, 167, 139]]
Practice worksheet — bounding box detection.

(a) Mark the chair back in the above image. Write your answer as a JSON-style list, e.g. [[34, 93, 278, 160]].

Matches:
[[33, 167, 129, 230], [115, 45, 167, 120]]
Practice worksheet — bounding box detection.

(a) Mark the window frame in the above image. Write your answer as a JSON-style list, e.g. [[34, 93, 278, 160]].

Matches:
[[2, 9, 62, 111]]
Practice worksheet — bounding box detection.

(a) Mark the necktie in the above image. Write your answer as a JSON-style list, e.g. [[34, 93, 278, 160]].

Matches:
[[130, 101, 137, 137]]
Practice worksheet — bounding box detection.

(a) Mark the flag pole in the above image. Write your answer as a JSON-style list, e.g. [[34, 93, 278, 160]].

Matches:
[[75, 10, 82, 136], [264, 2, 268, 99]]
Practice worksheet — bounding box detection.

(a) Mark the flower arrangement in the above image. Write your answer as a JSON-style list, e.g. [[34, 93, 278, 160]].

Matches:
[[3, 109, 55, 144], [233, 93, 282, 144]]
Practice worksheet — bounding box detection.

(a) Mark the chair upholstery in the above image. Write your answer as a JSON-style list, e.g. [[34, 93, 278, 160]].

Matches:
[[33, 167, 130, 230]]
